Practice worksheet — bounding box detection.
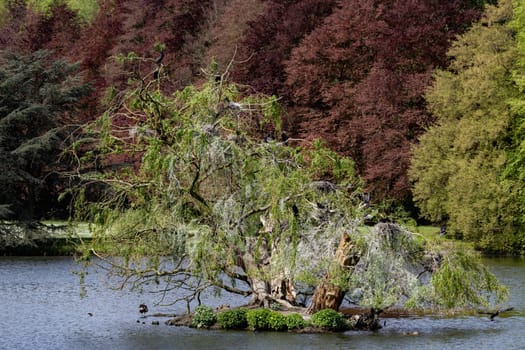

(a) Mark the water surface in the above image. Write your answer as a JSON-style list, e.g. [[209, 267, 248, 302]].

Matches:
[[1, 256, 523, 349]]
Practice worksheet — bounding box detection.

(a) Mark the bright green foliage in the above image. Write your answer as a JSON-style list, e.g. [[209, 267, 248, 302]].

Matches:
[[267, 311, 288, 331], [509, 0, 525, 92], [504, 0, 525, 253], [410, 0, 524, 253], [216, 308, 248, 330], [72, 70, 362, 305], [24, 0, 98, 22], [216, 308, 304, 332], [428, 250, 508, 309], [191, 305, 217, 329], [310, 309, 348, 331], [246, 308, 272, 331], [284, 313, 306, 330], [246, 308, 292, 332], [0, 50, 90, 220]]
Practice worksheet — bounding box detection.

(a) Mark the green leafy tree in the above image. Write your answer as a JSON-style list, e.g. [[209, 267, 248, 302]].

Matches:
[[0, 50, 91, 220], [504, 0, 525, 252], [71, 68, 363, 307], [70, 63, 507, 315], [410, 0, 524, 253]]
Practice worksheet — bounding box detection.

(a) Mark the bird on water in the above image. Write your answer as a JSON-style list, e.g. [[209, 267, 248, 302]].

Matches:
[[139, 304, 148, 316], [489, 307, 514, 321]]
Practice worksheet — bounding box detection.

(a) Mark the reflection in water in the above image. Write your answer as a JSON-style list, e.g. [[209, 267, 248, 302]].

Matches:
[[0, 256, 523, 350]]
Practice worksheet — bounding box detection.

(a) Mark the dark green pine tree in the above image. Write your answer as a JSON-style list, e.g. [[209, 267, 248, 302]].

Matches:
[[0, 50, 91, 220]]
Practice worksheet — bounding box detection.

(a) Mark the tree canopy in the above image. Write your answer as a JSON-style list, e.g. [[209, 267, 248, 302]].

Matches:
[[504, 0, 525, 252], [71, 67, 363, 308], [70, 66, 507, 315], [410, 0, 525, 254], [281, 0, 485, 205], [0, 0, 492, 212], [0, 49, 91, 220]]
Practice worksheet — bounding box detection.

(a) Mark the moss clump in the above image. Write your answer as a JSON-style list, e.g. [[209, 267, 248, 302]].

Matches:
[[311, 309, 348, 331], [217, 308, 248, 329]]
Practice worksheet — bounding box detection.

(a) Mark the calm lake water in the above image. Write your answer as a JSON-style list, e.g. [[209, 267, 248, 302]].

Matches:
[[1, 256, 524, 350]]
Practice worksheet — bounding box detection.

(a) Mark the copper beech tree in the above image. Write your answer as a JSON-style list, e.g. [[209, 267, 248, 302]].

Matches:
[[0, 0, 495, 210], [283, 0, 487, 204]]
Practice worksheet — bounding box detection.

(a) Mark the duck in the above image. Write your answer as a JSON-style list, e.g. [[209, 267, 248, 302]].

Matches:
[[139, 304, 149, 315]]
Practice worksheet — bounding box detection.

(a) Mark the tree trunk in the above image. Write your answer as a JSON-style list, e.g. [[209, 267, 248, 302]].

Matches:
[[270, 276, 297, 303], [244, 215, 298, 308], [242, 237, 297, 308], [247, 276, 297, 308], [307, 276, 345, 313], [307, 232, 360, 314]]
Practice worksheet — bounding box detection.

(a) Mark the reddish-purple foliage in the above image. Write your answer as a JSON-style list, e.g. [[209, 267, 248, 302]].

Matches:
[[0, 0, 486, 208], [0, 0, 27, 49], [284, 0, 482, 202], [72, 0, 125, 83], [232, 0, 337, 96], [106, 0, 212, 90]]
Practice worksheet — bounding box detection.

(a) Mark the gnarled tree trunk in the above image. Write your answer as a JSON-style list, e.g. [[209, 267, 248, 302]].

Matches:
[[307, 232, 360, 313], [248, 276, 298, 308], [242, 234, 298, 308]]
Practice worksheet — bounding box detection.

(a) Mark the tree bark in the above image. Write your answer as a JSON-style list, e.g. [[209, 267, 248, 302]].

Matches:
[[242, 236, 297, 308], [243, 215, 298, 308], [307, 232, 360, 314], [248, 277, 297, 308]]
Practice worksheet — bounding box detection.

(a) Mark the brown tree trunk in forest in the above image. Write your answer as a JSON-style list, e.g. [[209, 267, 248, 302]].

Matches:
[[307, 233, 360, 314]]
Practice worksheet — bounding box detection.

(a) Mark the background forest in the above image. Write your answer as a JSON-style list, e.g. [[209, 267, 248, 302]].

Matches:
[[0, 0, 523, 254]]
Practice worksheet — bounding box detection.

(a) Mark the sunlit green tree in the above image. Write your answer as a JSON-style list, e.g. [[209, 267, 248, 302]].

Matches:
[[504, 0, 525, 252], [410, 0, 524, 253]]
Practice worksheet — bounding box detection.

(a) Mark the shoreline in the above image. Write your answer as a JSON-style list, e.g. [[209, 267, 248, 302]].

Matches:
[[0, 236, 87, 256], [0, 221, 90, 256]]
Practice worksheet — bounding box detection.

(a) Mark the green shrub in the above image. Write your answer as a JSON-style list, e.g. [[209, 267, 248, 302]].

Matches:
[[191, 305, 217, 329], [311, 309, 348, 331], [285, 313, 306, 330], [246, 308, 272, 330], [267, 311, 288, 331], [217, 308, 248, 329]]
